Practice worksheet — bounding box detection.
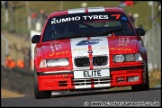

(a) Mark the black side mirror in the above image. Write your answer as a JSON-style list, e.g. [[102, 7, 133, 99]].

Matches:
[[31, 35, 41, 43], [135, 27, 145, 36]]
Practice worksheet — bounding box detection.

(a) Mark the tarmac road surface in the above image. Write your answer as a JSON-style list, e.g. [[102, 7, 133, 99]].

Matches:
[[1, 88, 161, 107]]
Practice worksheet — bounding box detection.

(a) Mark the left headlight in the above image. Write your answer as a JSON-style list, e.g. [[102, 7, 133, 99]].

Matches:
[[114, 54, 124, 62], [114, 53, 143, 62], [125, 54, 135, 61], [135, 53, 143, 61], [47, 58, 69, 67]]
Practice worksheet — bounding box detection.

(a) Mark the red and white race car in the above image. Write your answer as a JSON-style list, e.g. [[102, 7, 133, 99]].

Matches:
[[31, 7, 149, 99]]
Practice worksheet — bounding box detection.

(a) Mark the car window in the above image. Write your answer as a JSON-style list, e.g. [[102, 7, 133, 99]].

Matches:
[[42, 12, 136, 42]]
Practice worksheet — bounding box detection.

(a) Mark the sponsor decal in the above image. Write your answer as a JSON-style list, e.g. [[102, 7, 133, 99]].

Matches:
[[82, 15, 109, 20], [121, 16, 127, 21], [76, 39, 100, 46], [72, 46, 107, 52], [49, 43, 62, 52], [49, 42, 67, 56], [51, 17, 80, 24], [50, 44, 55, 52], [55, 44, 62, 50], [49, 51, 69, 56], [87, 50, 93, 53], [118, 43, 128, 46], [73, 47, 87, 51], [118, 37, 129, 46], [109, 48, 131, 51], [49, 52, 55, 56], [111, 14, 121, 19], [51, 15, 109, 24], [118, 37, 129, 43]]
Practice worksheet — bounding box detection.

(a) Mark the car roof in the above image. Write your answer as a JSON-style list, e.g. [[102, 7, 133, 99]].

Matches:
[[48, 7, 126, 18]]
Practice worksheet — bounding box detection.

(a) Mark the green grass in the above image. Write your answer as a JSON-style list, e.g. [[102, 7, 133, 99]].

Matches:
[[1, 1, 160, 34]]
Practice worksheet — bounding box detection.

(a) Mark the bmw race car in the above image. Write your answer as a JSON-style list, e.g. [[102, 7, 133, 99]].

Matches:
[[31, 7, 149, 99]]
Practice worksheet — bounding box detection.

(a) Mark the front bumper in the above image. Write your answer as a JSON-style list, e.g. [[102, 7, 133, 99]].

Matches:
[[37, 65, 145, 91]]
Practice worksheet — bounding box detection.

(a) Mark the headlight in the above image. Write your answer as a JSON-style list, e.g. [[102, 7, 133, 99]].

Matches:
[[135, 53, 143, 61], [39, 59, 47, 68], [47, 58, 69, 67], [39, 58, 69, 68], [113, 53, 143, 62], [125, 54, 135, 61], [114, 55, 124, 62]]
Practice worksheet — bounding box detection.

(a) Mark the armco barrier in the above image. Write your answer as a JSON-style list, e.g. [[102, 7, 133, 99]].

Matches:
[[1, 65, 34, 96]]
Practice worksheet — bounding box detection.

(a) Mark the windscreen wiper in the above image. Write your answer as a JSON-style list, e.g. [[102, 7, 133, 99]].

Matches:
[[55, 31, 98, 40], [53, 27, 125, 40], [54, 33, 84, 40], [74, 22, 103, 32], [96, 27, 126, 36]]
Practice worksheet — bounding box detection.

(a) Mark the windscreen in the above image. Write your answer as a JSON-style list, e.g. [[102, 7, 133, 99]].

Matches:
[[42, 12, 136, 42]]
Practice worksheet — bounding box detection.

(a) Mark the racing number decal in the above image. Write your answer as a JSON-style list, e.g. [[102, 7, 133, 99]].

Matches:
[[111, 14, 121, 19]]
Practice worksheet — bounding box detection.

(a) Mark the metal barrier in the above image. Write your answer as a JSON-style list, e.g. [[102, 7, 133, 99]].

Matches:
[[1, 34, 9, 63], [142, 22, 161, 71]]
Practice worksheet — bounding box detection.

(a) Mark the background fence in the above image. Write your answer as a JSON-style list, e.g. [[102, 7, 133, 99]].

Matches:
[[1, 34, 9, 64], [142, 21, 161, 71]]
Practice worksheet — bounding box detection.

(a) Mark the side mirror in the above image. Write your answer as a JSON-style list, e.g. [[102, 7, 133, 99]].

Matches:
[[31, 35, 41, 43], [135, 28, 145, 36]]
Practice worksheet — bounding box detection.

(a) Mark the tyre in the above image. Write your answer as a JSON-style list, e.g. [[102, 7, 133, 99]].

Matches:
[[33, 71, 51, 99], [131, 63, 150, 91]]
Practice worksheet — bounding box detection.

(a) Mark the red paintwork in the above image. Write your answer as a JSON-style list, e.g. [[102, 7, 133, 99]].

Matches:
[[33, 7, 147, 91]]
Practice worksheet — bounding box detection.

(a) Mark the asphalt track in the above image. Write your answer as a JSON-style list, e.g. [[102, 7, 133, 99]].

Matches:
[[1, 88, 161, 107]]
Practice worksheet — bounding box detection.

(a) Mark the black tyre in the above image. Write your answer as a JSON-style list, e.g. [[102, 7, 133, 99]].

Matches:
[[34, 72, 51, 99], [131, 63, 150, 91]]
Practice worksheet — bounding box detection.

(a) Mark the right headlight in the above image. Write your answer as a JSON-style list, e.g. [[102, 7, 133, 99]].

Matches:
[[39, 58, 69, 68], [47, 58, 69, 67]]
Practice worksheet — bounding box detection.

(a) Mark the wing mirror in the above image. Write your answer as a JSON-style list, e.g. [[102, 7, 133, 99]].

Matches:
[[135, 27, 145, 36], [31, 35, 41, 43]]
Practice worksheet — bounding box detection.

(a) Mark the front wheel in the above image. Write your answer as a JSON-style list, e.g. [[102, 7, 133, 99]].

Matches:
[[131, 63, 150, 91], [33, 72, 51, 99]]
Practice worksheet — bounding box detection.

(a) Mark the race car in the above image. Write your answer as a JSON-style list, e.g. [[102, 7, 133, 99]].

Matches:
[[31, 7, 149, 99]]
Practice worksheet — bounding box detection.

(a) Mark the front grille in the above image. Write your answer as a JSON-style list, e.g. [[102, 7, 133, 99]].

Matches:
[[72, 77, 111, 87], [58, 81, 67, 86], [74, 56, 108, 67], [75, 57, 90, 67], [93, 56, 108, 66]]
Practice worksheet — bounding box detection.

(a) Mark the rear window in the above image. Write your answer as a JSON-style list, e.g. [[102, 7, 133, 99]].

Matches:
[[42, 12, 136, 42]]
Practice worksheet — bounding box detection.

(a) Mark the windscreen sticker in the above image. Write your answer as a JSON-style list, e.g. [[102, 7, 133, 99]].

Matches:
[[111, 14, 121, 19], [51, 17, 80, 24], [82, 15, 109, 20], [51, 15, 109, 24], [121, 17, 127, 21]]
